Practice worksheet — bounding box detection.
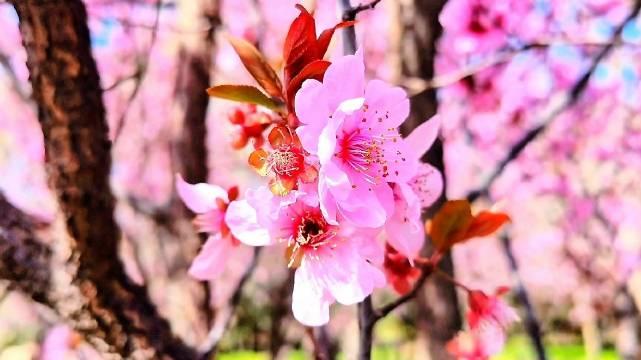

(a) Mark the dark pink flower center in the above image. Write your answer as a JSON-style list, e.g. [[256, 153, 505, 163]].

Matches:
[[469, 4, 503, 34], [337, 128, 393, 184], [294, 211, 334, 248]]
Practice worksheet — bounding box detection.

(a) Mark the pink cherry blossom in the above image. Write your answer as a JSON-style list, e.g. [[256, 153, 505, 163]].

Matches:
[[176, 174, 241, 280], [226, 185, 386, 326], [384, 116, 443, 257], [439, 0, 511, 54], [295, 51, 433, 228], [448, 287, 519, 359], [446, 330, 490, 360]]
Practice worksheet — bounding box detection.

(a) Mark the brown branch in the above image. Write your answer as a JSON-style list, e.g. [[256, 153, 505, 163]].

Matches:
[[343, 0, 382, 20], [269, 271, 295, 358], [374, 264, 435, 321], [8, 1, 196, 358], [0, 195, 52, 304], [467, 0, 641, 203], [339, 0, 382, 55], [0, 52, 30, 100]]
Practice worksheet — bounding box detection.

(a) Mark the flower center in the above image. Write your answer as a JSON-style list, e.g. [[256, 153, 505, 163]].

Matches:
[[296, 215, 326, 245], [469, 4, 502, 34], [267, 145, 303, 177], [337, 129, 388, 184]]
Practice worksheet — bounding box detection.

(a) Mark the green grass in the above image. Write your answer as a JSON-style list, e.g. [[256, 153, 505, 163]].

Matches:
[[496, 335, 618, 360], [217, 335, 619, 360]]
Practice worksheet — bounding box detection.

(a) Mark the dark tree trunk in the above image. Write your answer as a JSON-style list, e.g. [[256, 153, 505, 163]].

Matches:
[[398, 1, 463, 359], [8, 1, 195, 358]]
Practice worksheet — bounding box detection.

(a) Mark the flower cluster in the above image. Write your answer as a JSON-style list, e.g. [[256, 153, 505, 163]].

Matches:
[[447, 287, 520, 359], [176, 4, 514, 341], [180, 49, 442, 325]]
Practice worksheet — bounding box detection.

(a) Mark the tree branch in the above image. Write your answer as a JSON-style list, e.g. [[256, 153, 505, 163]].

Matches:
[[339, 0, 382, 55], [9, 1, 195, 358], [0, 195, 52, 304], [374, 264, 435, 321], [467, 0, 641, 203], [357, 296, 375, 360], [0, 52, 30, 100], [500, 234, 547, 360]]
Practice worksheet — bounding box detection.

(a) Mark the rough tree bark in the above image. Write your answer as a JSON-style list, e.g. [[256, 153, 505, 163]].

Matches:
[[8, 1, 196, 358], [0, 195, 52, 304], [398, 1, 463, 359]]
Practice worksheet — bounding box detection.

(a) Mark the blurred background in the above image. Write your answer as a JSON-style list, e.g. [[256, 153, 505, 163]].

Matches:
[[1, 0, 641, 359]]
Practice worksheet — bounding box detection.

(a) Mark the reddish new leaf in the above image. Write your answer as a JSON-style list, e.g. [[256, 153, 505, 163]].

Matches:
[[285, 59, 331, 109], [429, 200, 474, 251], [283, 4, 318, 83], [207, 85, 281, 110], [462, 211, 510, 241], [316, 20, 356, 58], [227, 35, 283, 99]]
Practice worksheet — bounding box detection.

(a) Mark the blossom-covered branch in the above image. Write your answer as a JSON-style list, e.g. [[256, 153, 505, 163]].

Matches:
[[467, 0, 641, 203]]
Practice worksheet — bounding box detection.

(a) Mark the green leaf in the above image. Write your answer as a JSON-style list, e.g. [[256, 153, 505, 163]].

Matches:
[[207, 85, 282, 110]]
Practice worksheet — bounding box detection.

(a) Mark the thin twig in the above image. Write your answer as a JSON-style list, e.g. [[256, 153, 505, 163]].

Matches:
[[374, 263, 435, 321], [339, 0, 382, 55], [343, 0, 382, 20], [198, 247, 262, 359], [0, 52, 29, 100], [111, 0, 163, 140], [501, 234, 548, 360], [405, 39, 639, 96], [466, 0, 641, 203]]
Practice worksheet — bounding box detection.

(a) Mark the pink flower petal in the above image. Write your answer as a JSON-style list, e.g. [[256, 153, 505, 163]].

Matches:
[[188, 234, 233, 280], [175, 173, 227, 214], [386, 183, 424, 257], [410, 163, 443, 208], [363, 79, 409, 130], [303, 240, 386, 305], [292, 262, 333, 326], [405, 114, 441, 160], [225, 199, 272, 246], [322, 50, 365, 109], [295, 79, 330, 153]]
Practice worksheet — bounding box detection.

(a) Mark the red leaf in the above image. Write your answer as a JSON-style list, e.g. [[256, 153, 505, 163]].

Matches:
[[428, 200, 474, 252], [316, 20, 356, 58], [283, 4, 318, 83], [462, 211, 510, 241], [285, 59, 331, 110], [227, 35, 283, 99]]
